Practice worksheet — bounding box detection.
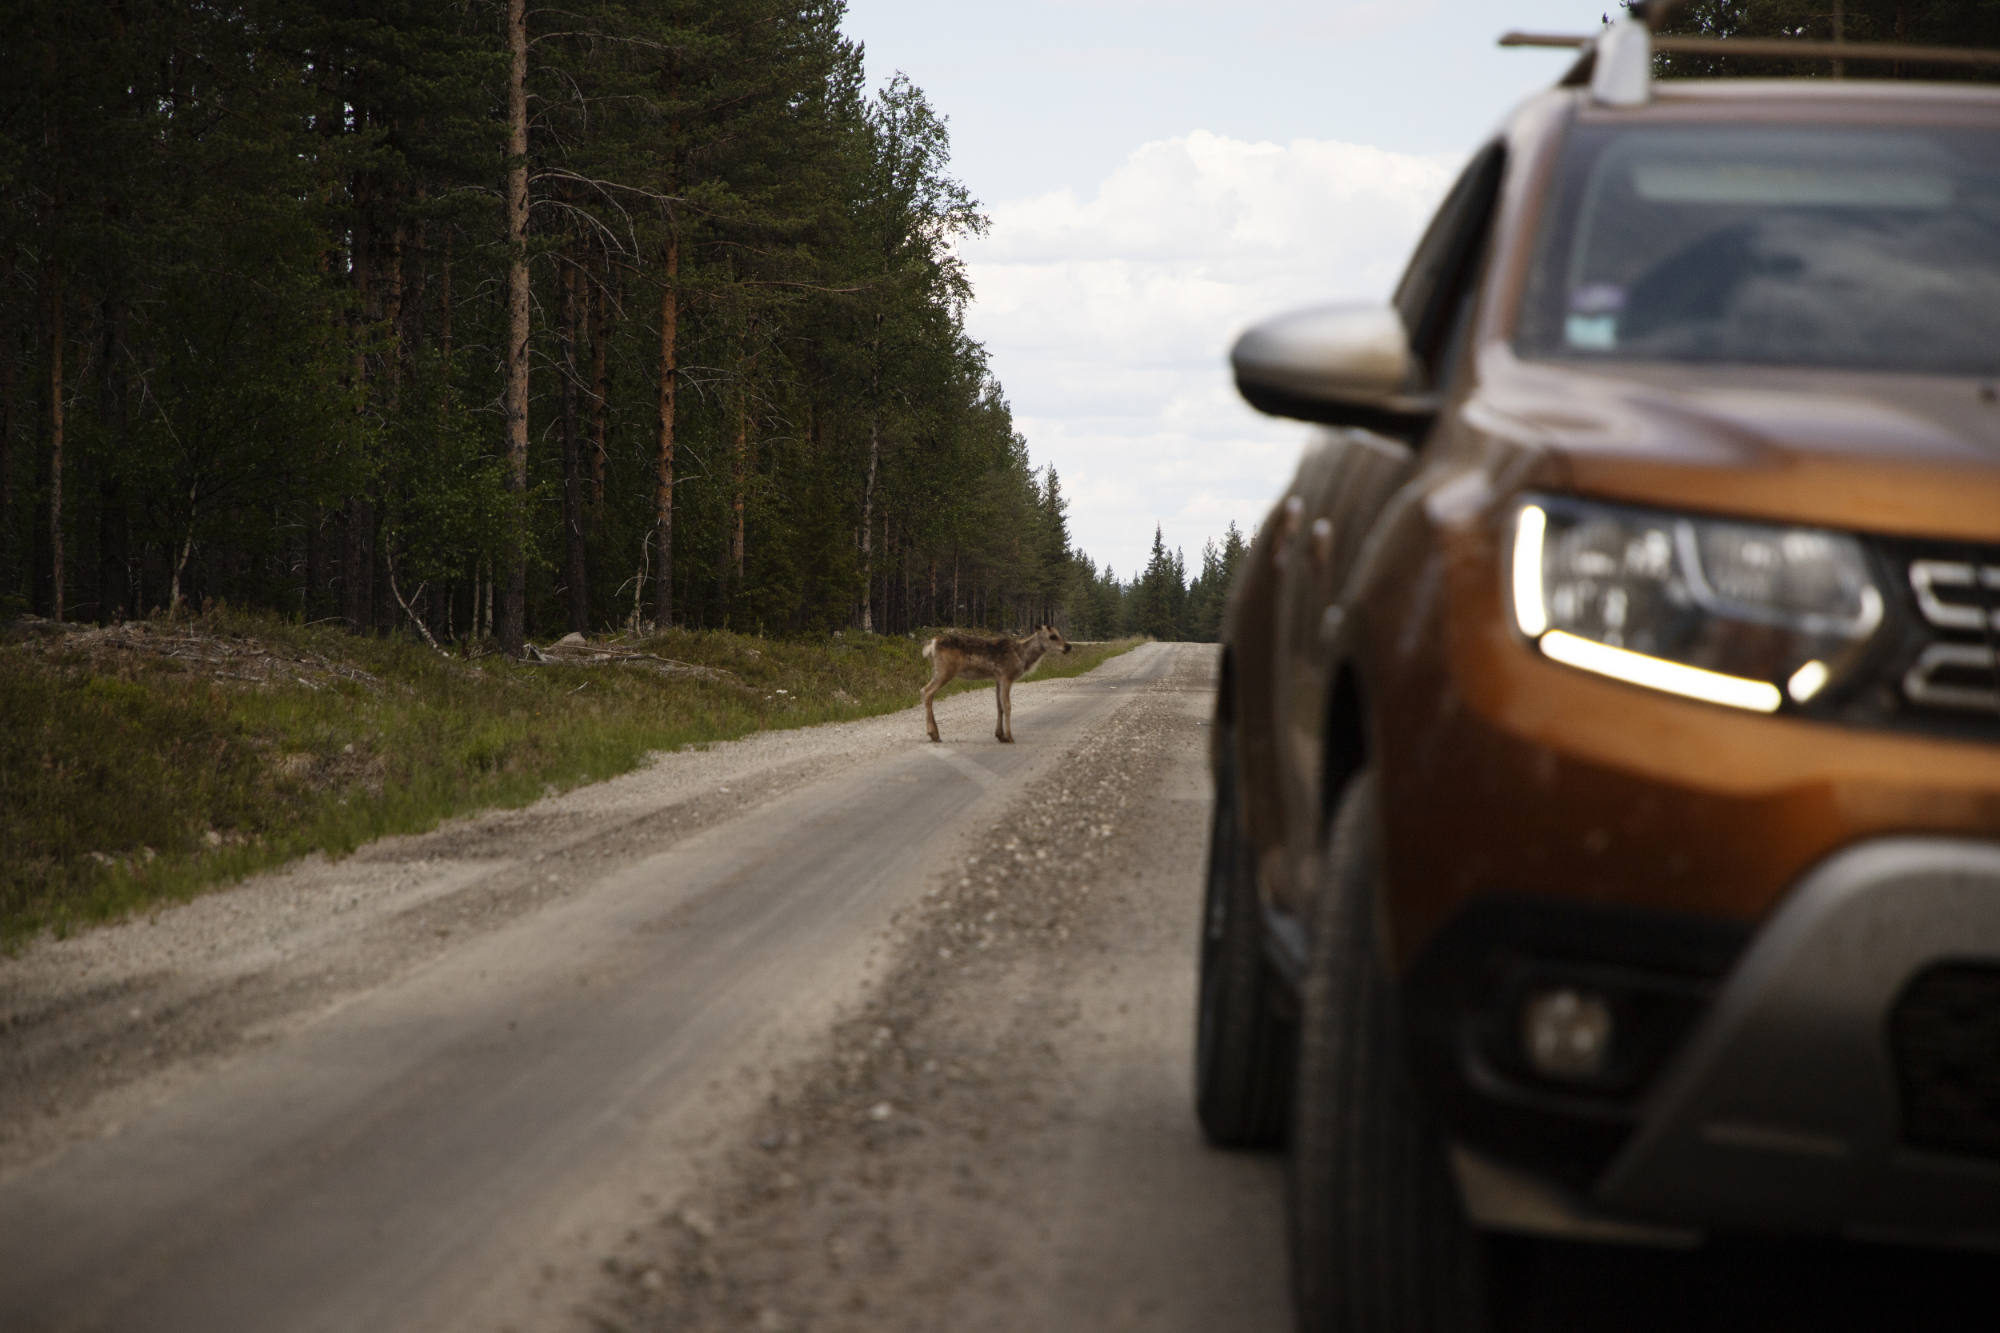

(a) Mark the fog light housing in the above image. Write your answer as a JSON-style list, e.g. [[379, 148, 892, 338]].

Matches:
[[1522, 987, 1615, 1082]]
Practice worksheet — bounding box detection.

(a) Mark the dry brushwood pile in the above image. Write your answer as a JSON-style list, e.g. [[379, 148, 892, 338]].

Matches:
[[5, 616, 389, 693]]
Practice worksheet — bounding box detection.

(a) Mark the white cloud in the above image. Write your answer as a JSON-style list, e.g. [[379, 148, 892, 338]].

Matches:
[[1247, 0, 1445, 43], [962, 130, 1460, 581]]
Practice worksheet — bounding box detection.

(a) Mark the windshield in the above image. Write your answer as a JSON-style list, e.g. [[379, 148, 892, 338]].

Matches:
[[1518, 122, 2000, 375]]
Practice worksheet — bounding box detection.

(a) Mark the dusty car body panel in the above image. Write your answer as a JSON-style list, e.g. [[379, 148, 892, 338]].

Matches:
[[1269, 431, 1417, 922], [1476, 351, 2000, 539]]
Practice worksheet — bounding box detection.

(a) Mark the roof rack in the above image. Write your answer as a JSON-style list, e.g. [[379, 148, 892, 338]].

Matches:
[[1502, 7, 2000, 109]]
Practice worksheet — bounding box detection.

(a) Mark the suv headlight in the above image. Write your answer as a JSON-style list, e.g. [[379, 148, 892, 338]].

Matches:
[[1509, 496, 1884, 713]]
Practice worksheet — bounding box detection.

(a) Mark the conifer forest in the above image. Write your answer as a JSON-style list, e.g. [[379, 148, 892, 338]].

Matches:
[[0, 0, 1244, 651]]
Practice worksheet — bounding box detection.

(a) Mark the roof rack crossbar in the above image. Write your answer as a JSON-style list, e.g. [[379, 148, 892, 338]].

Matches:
[[1501, 31, 2000, 72]]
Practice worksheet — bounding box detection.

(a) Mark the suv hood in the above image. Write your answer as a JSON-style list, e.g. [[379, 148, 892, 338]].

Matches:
[[1468, 345, 2000, 542]]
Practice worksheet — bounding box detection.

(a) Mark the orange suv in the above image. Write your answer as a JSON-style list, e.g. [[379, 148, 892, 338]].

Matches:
[[1196, 12, 2000, 1331]]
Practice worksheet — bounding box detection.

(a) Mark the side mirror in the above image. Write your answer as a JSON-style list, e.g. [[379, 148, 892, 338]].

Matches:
[[1230, 303, 1436, 433]]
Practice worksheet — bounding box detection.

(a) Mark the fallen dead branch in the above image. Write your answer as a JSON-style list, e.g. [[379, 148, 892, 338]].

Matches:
[[520, 633, 742, 682], [386, 552, 448, 656]]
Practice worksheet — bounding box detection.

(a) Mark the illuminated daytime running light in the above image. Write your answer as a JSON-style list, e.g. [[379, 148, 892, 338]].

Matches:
[[1540, 630, 1783, 713], [1512, 504, 1550, 637]]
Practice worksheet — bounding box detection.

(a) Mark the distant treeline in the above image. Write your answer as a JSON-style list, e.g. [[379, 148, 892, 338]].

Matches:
[[0, 0, 1105, 649], [1065, 522, 1250, 644], [1649, 0, 2000, 74]]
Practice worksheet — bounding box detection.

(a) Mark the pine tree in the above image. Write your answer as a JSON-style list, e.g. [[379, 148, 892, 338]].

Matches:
[[1134, 525, 1181, 641]]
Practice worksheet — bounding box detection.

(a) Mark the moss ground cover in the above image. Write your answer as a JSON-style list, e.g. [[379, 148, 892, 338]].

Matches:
[[0, 613, 1139, 948]]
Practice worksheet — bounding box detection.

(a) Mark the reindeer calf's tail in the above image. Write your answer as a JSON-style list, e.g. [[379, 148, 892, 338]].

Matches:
[[922, 637, 937, 661]]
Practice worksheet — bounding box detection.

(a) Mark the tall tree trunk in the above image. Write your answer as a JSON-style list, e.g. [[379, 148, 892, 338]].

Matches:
[[732, 345, 752, 590], [860, 313, 882, 632], [342, 497, 373, 628], [436, 222, 456, 543], [41, 257, 64, 622], [560, 250, 588, 634], [897, 529, 909, 635], [401, 218, 426, 363], [500, 0, 530, 657], [1, 254, 16, 588], [343, 167, 373, 633], [167, 473, 200, 618], [652, 235, 679, 629], [306, 507, 327, 620], [373, 216, 407, 635], [732, 407, 748, 584], [98, 292, 129, 622], [440, 228, 454, 367], [372, 507, 393, 636], [589, 251, 611, 511], [384, 219, 406, 405]]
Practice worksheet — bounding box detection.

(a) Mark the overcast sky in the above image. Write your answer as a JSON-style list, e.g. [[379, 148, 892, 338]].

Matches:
[[839, 0, 1604, 581]]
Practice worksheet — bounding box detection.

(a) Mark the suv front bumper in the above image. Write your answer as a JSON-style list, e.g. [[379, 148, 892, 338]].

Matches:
[[1452, 836, 2000, 1245], [1596, 835, 2000, 1243]]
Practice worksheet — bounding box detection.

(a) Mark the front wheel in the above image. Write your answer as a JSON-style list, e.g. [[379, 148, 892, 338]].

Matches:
[[1194, 736, 1290, 1148], [1288, 771, 1487, 1333]]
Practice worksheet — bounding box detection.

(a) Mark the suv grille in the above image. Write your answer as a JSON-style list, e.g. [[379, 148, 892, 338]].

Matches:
[[1890, 964, 2000, 1161], [1894, 547, 2000, 717]]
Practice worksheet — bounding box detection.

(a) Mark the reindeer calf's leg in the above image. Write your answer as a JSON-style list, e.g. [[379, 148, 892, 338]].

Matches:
[[996, 676, 1014, 743], [922, 673, 944, 742], [922, 662, 956, 742]]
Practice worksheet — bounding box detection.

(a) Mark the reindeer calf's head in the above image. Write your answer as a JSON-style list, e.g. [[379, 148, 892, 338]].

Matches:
[[1039, 624, 1072, 654]]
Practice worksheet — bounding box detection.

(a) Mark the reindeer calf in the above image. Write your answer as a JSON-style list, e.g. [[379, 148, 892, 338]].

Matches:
[[921, 625, 1072, 743]]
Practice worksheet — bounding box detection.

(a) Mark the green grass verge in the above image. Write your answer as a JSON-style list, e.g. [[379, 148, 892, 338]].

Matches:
[[0, 611, 1141, 948]]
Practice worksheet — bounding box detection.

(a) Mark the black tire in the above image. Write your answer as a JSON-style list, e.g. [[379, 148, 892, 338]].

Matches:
[[1289, 771, 1487, 1333], [1194, 735, 1291, 1149]]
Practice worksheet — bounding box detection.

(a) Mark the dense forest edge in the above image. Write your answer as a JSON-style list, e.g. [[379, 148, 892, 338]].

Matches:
[[0, 0, 1249, 648]]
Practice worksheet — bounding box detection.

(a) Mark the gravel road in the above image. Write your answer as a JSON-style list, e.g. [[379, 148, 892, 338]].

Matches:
[[0, 641, 1286, 1333]]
